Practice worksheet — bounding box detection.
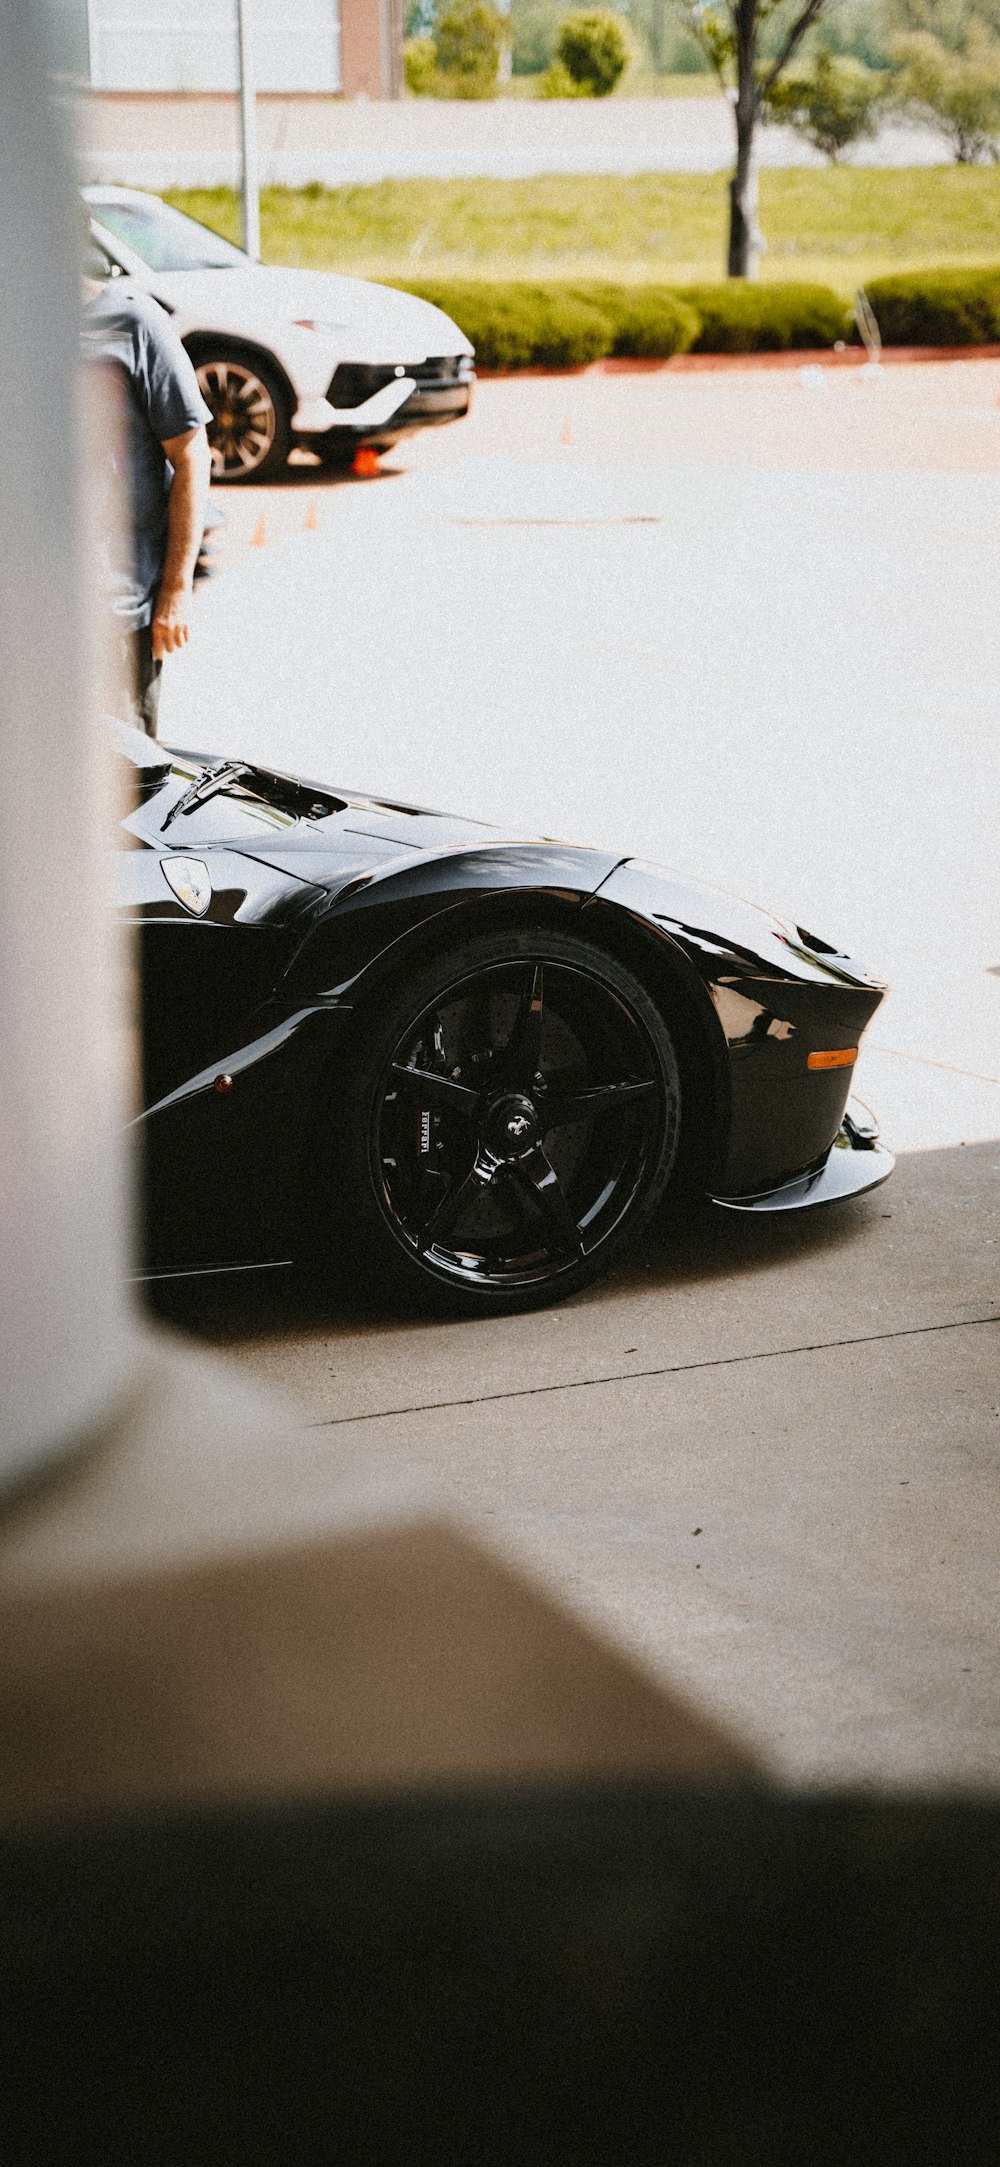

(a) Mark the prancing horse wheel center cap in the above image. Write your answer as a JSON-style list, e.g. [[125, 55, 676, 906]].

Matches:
[[483, 1093, 540, 1160]]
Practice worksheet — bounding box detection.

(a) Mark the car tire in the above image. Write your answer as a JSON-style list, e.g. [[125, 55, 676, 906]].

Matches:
[[314, 927, 682, 1316], [193, 351, 292, 484]]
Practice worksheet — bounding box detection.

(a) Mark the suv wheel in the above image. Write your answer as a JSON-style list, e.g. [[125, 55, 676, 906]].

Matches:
[[194, 353, 292, 483]]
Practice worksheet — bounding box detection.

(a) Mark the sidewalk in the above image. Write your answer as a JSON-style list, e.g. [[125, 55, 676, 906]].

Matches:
[[79, 90, 952, 187]]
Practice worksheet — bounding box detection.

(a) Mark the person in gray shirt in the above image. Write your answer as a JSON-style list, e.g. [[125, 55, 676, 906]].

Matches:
[[81, 276, 212, 735]]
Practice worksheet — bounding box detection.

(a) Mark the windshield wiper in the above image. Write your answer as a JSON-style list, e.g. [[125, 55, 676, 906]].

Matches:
[[160, 759, 250, 832]]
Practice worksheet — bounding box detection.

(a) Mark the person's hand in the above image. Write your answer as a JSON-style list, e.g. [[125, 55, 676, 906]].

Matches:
[[151, 580, 193, 660]]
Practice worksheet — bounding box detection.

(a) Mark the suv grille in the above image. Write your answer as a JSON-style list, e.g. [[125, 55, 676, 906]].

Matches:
[[328, 356, 472, 409]]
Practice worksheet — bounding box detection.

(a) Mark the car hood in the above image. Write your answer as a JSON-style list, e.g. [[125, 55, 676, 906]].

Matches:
[[231, 795, 506, 890], [145, 737, 874, 987], [150, 265, 473, 358]]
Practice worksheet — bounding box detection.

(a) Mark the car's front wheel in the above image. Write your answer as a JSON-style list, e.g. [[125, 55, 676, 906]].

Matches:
[[319, 929, 681, 1315], [193, 352, 292, 483]]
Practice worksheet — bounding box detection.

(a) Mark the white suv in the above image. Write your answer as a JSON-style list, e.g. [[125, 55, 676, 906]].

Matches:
[[84, 185, 474, 482]]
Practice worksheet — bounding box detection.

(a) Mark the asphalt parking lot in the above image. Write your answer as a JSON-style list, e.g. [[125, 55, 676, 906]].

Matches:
[[161, 361, 1000, 1788]]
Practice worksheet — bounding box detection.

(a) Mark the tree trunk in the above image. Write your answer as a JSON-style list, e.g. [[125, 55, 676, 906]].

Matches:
[[728, 124, 761, 277], [727, 0, 762, 278]]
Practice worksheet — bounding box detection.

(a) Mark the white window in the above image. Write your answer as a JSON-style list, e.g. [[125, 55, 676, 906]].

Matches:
[[87, 0, 342, 93]]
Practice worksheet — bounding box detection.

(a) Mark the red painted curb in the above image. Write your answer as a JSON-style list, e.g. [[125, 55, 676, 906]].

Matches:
[[477, 344, 1000, 380]]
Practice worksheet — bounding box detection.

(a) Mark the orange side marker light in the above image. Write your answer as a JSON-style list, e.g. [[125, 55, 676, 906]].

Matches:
[[807, 1048, 858, 1071], [351, 446, 381, 478]]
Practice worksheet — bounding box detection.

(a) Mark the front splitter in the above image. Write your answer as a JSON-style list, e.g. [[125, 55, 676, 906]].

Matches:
[[710, 1129, 894, 1215]]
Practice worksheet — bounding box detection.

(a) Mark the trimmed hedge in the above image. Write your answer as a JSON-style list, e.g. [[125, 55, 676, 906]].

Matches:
[[398, 276, 851, 367], [865, 265, 1000, 346], [565, 281, 702, 358], [678, 280, 852, 353], [399, 280, 614, 369]]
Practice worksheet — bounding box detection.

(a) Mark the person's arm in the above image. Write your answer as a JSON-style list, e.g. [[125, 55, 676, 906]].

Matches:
[[151, 425, 211, 659]]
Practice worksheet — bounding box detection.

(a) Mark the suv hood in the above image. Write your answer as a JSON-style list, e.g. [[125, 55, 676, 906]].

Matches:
[[150, 265, 473, 357]]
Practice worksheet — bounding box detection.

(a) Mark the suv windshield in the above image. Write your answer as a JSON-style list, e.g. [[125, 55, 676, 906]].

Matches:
[[90, 195, 246, 274]]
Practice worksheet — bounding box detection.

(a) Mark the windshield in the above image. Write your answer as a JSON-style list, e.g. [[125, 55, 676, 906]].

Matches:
[[90, 195, 247, 274]]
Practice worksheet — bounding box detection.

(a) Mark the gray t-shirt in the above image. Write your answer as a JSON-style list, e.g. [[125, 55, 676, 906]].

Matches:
[[81, 285, 211, 631]]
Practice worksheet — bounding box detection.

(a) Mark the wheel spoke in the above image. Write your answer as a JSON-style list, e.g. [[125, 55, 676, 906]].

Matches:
[[543, 1078, 655, 1126], [460, 978, 495, 1064], [420, 1157, 494, 1250], [509, 1143, 583, 1259], [391, 1062, 479, 1117], [504, 962, 545, 1084]]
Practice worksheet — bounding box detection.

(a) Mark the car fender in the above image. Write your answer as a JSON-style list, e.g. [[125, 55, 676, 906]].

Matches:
[[135, 845, 618, 1273], [588, 859, 886, 1194], [281, 841, 627, 1007], [178, 327, 300, 417]]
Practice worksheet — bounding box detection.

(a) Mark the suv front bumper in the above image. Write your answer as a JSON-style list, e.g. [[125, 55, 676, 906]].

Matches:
[[294, 356, 474, 441]]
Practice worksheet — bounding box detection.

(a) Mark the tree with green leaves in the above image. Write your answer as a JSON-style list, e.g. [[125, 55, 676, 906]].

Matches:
[[556, 9, 629, 91], [892, 21, 1000, 159], [680, 0, 838, 276], [765, 42, 887, 160], [889, 0, 1000, 47], [433, 0, 503, 94]]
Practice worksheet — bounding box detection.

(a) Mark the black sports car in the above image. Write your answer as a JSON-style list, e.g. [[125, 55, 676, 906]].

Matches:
[[115, 721, 893, 1314]]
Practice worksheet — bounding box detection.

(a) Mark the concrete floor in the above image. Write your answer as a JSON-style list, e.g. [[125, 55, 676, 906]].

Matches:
[[160, 363, 1000, 1787]]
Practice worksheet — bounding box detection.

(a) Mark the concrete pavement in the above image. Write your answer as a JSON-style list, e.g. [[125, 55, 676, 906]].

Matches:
[[159, 363, 1000, 1788], [169, 1135, 999, 1789], [79, 90, 953, 187]]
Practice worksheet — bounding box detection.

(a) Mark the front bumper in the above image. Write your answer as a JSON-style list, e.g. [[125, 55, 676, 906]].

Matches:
[[710, 1098, 894, 1214], [295, 356, 474, 441]]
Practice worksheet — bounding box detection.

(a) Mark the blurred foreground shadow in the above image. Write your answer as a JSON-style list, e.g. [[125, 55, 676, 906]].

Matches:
[[5, 1783, 999, 2164]]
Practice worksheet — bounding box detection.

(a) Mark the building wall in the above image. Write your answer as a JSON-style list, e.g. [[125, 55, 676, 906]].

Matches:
[[86, 0, 343, 94], [338, 0, 401, 97]]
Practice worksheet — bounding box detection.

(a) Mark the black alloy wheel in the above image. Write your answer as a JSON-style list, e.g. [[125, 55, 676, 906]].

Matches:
[[326, 930, 681, 1314], [194, 353, 292, 483]]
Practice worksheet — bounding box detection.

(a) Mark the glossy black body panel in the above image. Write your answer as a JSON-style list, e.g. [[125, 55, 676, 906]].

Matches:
[[115, 736, 890, 1276], [589, 860, 885, 1194]]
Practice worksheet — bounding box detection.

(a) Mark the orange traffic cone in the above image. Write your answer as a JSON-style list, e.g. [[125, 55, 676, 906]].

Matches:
[[250, 514, 267, 548]]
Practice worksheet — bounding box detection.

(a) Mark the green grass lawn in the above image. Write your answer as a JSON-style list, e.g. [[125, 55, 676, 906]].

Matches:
[[167, 167, 1000, 291]]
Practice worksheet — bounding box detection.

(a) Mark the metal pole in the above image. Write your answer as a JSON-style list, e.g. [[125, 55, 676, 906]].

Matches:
[[237, 0, 261, 262]]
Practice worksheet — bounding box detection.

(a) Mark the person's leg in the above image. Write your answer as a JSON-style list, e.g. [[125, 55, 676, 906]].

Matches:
[[133, 622, 163, 738], [117, 628, 162, 739]]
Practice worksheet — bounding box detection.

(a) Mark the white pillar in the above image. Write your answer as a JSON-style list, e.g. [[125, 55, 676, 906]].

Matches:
[[0, 3, 136, 1489]]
